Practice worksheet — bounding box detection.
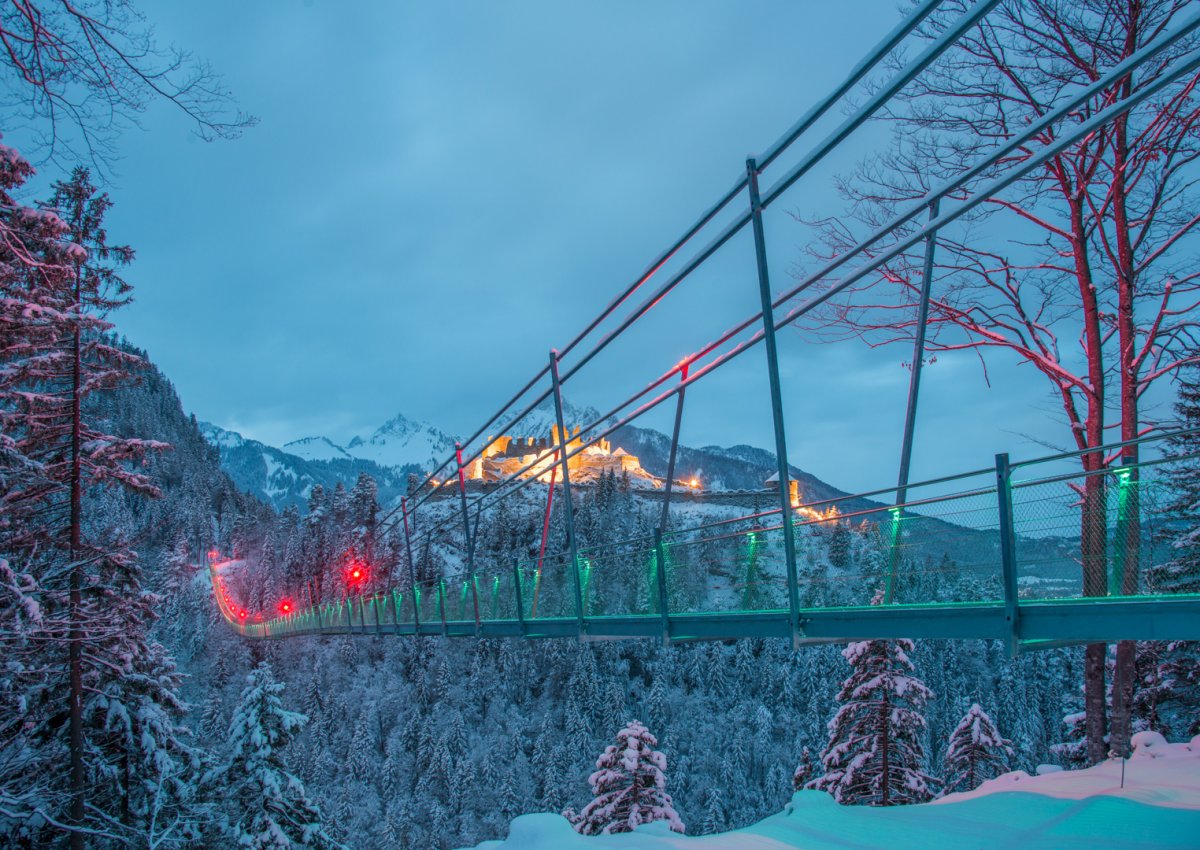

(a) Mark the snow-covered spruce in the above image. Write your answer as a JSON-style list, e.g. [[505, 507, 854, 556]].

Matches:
[[211, 661, 343, 850], [568, 720, 684, 835], [943, 703, 1014, 794], [1151, 362, 1200, 595], [809, 638, 936, 805]]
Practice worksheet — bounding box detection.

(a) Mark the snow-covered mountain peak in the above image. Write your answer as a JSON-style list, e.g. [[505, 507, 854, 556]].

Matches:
[[200, 421, 247, 450], [346, 413, 458, 470], [282, 435, 353, 462]]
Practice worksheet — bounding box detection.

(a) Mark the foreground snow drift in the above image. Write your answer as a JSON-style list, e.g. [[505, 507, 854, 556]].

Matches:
[[466, 733, 1200, 850]]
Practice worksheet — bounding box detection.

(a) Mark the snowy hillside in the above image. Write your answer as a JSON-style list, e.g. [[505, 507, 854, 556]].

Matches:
[[468, 733, 1200, 849]]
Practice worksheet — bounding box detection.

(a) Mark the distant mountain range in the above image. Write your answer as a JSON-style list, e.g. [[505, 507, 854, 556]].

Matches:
[[200, 396, 861, 514]]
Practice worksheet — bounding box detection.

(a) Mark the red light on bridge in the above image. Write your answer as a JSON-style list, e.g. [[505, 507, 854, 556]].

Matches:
[[279, 599, 293, 615], [346, 562, 369, 586], [237, 610, 247, 620]]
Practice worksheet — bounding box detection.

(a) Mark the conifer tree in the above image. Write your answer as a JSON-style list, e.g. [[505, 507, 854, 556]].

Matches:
[[1136, 368, 1200, 738], [569, 720, 684, 835], [792, 746, 814, 791], [1150, 364, 1200, 594], [215, 662, 342, 850], [700, 788, 724, 835], [810, 638, 935, 806], [943, 704, 1014, 794], [2, 156, 189, 845]]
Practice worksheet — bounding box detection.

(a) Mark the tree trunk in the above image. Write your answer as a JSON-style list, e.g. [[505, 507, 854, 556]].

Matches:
[[1069, 185, 1109, 764], [1081, 435, 1109, 764], [879, 691, 890, 806], [1108, 17, 1141, 757], [1084, 642, 1108, 764], [68, 264, 85, 850]]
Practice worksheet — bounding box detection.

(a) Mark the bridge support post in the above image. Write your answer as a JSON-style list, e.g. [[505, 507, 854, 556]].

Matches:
[[654, 528, 670, 646], [455, 443, 482, 635], [549, 349, 586, 638], [995, 453, 1020, 656], [886, 199, 941, 604], [513, 557, 527, 637], [401, 497, 420, 633], [746, 157, 801, 648], [438, 580, 448, 637], [659, 361, 690, 532], [308, 580, 322, 630]]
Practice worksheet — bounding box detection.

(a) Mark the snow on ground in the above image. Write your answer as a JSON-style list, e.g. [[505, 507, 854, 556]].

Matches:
[[465, 733, 1200, 850]]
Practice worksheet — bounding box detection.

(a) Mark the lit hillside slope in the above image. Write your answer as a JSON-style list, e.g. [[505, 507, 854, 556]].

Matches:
[[467, 732, 1200, 850]]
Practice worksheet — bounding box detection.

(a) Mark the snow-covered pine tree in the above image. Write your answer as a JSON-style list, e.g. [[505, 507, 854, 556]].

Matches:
[[942, 703, 1014, 794], [1051, 709, 1090, 769], [569, 720, 684, 835], [1, 156, 195, 845], [215, 661, 342, 850], [1150, 363, 1200, 593], [0, 557, 44, 830], [700, 787, 724, 835], [1138, 368, 1200, 738], [75, 545, 209, 847], [1135, 639, 1200, 739], [792, 746, 814, 791], [810, 638, 935, 805]]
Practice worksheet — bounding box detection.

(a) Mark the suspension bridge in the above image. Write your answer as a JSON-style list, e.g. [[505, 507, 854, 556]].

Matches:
[[210, 0, 1200, 653]]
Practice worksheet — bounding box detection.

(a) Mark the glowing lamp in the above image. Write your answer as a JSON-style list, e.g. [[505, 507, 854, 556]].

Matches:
[[346, 562, 368, 586], [238, 610, 247, 620], [279, 599, 293, 615]]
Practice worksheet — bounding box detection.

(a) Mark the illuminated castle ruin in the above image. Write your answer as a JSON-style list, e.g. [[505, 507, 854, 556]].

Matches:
[[466, 426, 662, 488]]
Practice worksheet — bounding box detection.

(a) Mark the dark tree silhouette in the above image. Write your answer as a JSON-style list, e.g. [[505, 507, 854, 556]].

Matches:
[[0, 0, 254, 166]]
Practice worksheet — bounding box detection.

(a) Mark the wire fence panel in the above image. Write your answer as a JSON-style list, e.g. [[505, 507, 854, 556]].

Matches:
[[1011, 469, 1187, 601]]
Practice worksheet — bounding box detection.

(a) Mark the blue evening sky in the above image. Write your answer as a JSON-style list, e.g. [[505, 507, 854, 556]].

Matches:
[[22, 1, 1171, 494]]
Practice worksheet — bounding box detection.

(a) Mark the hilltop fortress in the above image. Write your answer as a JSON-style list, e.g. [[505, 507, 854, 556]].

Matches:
[[465, 426, 662, 488]]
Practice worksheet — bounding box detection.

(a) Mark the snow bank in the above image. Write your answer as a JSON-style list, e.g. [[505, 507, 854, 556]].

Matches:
[[461, 733, 1200, 849]]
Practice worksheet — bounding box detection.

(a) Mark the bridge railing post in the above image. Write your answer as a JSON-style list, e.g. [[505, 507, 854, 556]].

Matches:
[[995, 452, 1020, 656], [746, 157, 801, 648], [308, 580, 322, 631], [886, 198, 941, 605], [455, 443, 482, 635], [513, 557, 527, 637], [549, 349, 586, 638], [654, 527, 670, 647], [401, 496, 420, 633], [659, 362, 690, 533]]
